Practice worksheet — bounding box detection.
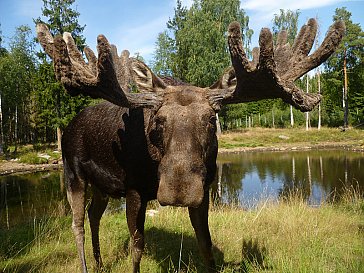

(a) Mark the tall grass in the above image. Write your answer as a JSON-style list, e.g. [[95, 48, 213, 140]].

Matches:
[[1, 188, 363, 272]]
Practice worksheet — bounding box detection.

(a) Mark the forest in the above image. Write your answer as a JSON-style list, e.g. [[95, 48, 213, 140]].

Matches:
[[0, 0, 363, 154]]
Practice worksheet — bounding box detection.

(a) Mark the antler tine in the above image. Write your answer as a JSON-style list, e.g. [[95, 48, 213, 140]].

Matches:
[[274, 30, 292, 76], [258, 28, 275, 71], [63, 32, 87, 67], [293, 18, 318, 59], [250, 47, 259, 68], [109, 45, 132, 92], [84, 47, 97, 75], [228, 21, 255, 77], [36, 24, 55, 58], [36, 23, 163, 109], [276, 30, 288, 47]]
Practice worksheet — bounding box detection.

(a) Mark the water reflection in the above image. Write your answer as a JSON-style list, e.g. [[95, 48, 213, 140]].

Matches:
[[0, 172, 66, 229], [1, 150, 363, 228], [212, 150, 364, 208], [0, 172, 124, 229]]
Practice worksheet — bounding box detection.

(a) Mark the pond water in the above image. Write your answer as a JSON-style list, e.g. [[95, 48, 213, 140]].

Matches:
[[213, 149, 364, 208], [1, 149, 363, 228]]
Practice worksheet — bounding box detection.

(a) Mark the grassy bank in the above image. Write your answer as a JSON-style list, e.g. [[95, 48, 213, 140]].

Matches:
[[1, 189, 363, 273], [218, 127, 364, 150]]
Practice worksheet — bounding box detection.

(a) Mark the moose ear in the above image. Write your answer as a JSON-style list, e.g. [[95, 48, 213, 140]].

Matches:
[[131, 59, 167, 92], [209, 67, 236, 90]]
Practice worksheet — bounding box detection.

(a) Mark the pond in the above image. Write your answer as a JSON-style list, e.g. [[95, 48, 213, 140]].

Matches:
[[1, 149, 363, 229], [213, 149, 363, 208]]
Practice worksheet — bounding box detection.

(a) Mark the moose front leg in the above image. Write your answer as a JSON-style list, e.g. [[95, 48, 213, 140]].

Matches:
[[126, 189, 147, 273], [188, 191, 217, 273]]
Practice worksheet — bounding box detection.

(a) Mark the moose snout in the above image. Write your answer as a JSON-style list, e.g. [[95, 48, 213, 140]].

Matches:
[[157, 162, 205, 207]]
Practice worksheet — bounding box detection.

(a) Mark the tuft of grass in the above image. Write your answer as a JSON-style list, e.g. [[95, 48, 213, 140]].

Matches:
[[0, 188, 363, 272], [18, 152, 49, 164]]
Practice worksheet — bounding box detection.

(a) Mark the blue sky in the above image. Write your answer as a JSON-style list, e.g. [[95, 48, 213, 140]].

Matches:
[[0, 0, 363, 64]]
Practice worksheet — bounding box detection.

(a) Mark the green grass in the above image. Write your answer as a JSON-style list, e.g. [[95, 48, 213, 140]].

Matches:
[[1, 189, 363, 273], [218, 127, 364, 150], [1, 144, 62, 164]]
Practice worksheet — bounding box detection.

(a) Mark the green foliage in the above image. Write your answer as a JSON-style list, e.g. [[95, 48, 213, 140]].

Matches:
[[153, 0, 252, 86], [0, 26, 37, 151], [272, 9, 300, 44]]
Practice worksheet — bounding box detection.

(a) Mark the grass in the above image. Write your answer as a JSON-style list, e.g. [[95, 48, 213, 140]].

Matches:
[[1, 188, 363, 273], [1, 144, 61, 164], [218, 127, 364, 150]]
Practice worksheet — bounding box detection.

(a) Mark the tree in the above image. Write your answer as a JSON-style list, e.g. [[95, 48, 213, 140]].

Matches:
[[324, 7, 364, 127], [272, 9, 300, 44], [34, 0, 90, 150], [0, 26, 36, 153], [151, 31, 174, 76]]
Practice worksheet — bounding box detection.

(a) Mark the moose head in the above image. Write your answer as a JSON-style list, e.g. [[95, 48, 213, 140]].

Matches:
[[37, 18, 344, 273]]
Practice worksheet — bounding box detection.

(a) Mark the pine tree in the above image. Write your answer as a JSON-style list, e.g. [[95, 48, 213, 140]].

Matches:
[[324, 7, 364, 127]]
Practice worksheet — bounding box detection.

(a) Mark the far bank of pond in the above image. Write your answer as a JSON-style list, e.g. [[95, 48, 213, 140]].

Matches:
[[1, 148, 363, 229]]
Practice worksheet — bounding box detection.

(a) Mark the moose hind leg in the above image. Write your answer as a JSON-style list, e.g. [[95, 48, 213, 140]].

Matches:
[[188, 191, 216, 272], [126, 189, 147, 273], [88, 185, 109, 269], [66, 177, 88, 273]]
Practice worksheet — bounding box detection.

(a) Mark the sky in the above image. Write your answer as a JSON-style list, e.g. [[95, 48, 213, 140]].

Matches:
[[0, 0, 363, 64]]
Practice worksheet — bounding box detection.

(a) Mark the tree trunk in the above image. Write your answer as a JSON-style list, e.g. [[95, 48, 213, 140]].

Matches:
[[343, 48, 349, 129], [0, 94, 4, 155], [306, 76, 310, 131], [57, 127, 62, 152], [317, 68, 321, 130], [215, 113, 221, 135]]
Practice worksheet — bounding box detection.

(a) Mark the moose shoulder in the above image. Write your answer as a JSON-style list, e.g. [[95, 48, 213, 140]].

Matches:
[[37, 19, 344, 273]]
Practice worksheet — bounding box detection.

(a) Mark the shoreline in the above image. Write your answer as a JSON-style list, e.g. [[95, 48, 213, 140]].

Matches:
[[1, 142, 363, 176]]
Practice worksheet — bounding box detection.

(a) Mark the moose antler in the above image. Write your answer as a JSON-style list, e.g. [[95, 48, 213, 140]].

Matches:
[[209, 18, 345, 112], [36, 24, 163, 109]]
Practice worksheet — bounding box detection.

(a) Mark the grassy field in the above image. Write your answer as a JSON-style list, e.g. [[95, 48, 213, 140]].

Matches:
[[218, 127, 364, 150], [1, 188, 363, 273]]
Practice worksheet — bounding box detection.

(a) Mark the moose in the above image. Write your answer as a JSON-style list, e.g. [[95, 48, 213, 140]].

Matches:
[[37, 18, 344, 273]]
